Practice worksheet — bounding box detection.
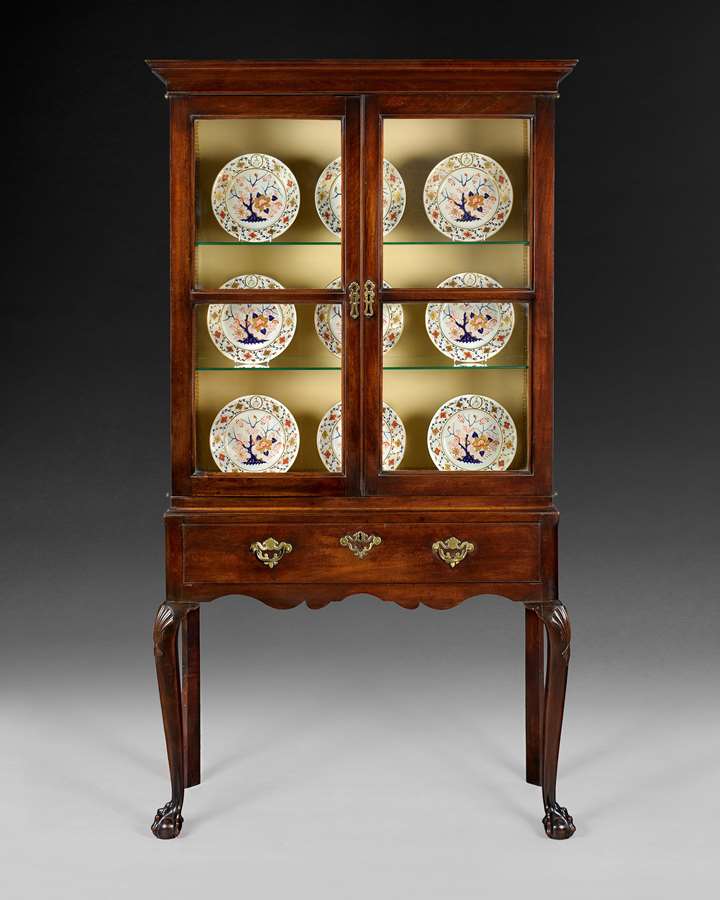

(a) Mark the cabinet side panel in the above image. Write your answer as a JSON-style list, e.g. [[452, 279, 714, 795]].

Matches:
[[530, 98, 555, 493], [169, 98, 195, 496]]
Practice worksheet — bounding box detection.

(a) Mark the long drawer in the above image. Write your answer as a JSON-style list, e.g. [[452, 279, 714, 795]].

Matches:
[[182, 521, 540, 585]]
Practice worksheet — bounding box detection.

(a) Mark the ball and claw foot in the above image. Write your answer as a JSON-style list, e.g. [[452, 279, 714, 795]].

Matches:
[[151, 800, 184, 839], [543, 802, 576, 840]]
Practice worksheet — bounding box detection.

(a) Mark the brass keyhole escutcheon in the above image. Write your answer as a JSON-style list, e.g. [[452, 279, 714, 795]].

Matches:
[[340, 531, 382, 559]]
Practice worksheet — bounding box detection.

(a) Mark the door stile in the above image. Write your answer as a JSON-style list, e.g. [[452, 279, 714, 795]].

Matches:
[[342, 96, 363, 496], [169, 96, 195, 498], [360, 96, 383, 495], [529, 98, 555, 495]]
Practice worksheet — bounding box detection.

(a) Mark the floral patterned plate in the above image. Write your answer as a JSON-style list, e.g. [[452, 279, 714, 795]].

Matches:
[[317, 401, 405, 472], [382, 402, 406, 471], [424, 152, 513, 241], [207, 274, 296, 368], [315, 157, 405, 236], [425, 273, 514, 364], [211, 153, 300, 242], [427, 394, 517, 472], [210, 394, 299, 474], [315, 278, 402, 357], [316, 401, 343, 473]]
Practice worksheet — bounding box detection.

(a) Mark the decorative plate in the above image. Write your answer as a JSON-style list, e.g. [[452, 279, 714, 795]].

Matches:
[[317, 401, 405, 472], [427, 394, 517, 472], [426, 273, 514, 364], [423, 152, 513, 241], [382, 401, 406, 471], [316, 401, 343, 473], [315, 158, 405, 236], [207, 275, 296, 367], [210, 394, 300, 473], [315, 278, 402, 357], [211, 153, 300, 242]]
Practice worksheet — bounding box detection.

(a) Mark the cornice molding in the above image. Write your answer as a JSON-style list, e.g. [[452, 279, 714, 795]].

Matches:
[[147, 58, 578, 97]]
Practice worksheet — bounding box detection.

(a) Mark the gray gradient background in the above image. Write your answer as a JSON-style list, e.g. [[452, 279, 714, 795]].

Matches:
[[2, 5, 719, 899]]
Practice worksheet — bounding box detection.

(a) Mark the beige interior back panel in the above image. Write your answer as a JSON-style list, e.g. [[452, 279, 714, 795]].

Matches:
[[195, 119, 342, 289], [383, 117, 530, 289], [195, 369, 341, 473]]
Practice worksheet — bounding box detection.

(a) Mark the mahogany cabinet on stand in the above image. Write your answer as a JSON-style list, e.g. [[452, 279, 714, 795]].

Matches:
[[147, 58, 577, 840]]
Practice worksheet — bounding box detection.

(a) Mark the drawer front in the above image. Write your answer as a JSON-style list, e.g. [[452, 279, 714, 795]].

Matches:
[[182, 522, 540, 585]]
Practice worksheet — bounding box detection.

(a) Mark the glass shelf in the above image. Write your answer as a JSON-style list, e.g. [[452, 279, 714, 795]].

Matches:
[[196, 240, 342, 246], [195, 239, 528, 247], [384, 364, 527, 370], [196, 364, 527, 372], [383, 240, 529, 246], [196, 365, 341, 372]]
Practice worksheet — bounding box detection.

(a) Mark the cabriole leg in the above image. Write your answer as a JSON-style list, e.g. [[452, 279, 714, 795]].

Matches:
[[182, 607, 200, 788], [526, 601, 576, 840], [525, 608, 544, 786], [151, 602, 196, 839]]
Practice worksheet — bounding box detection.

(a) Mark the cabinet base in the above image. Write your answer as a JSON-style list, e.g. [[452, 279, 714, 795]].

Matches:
[[154, 503, 573, 841]]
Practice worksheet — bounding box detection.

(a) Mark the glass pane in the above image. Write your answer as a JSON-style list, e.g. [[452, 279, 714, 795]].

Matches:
[[194, 305, 341, 473], [194, 119, 342, 288], [382, 118, 530, 289], [381, 302, 529, 472], [193, 116, 345, 475]]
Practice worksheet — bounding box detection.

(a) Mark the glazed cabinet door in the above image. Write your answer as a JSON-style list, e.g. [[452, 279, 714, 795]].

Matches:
[[172, 95, 362, 498], [362, 95, 554, 497]]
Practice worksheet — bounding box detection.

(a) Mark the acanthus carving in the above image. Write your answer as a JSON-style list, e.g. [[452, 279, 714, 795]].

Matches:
[[524, 601, 571, 661], [153, 602, 196, 657], [153, 603, 179, 658]]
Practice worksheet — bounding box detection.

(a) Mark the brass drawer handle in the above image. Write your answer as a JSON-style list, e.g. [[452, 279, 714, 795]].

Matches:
[[347, 281, 360, 319], [363, 279, 375, 317], [250, 537, 293, 568], [432, 537, 475, 569], [340, 531, 381, 559]]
